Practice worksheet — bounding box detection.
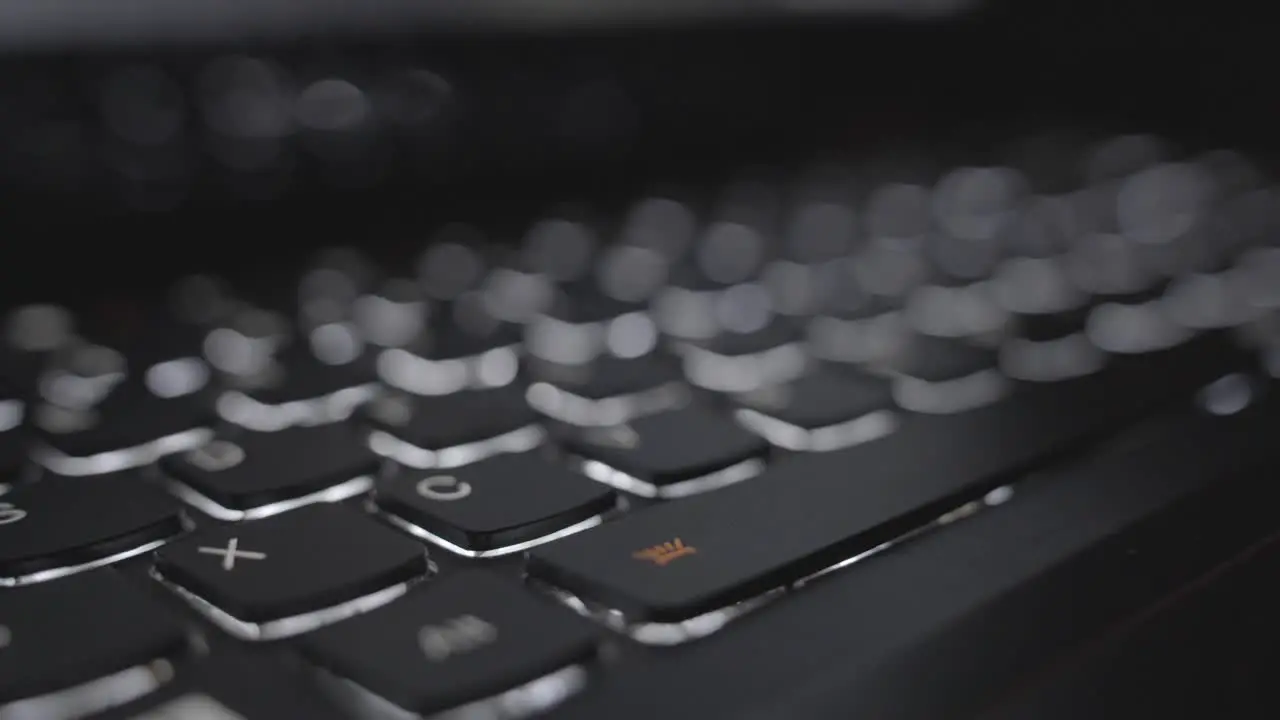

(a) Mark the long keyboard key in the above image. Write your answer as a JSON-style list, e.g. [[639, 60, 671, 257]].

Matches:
[[736, 383, 1280, 720], [553, 380, 1280, 720], [529, 332, 1249, 623], [0, 472, 184, 585], [301, 571, 597, 717], [0, 570, 187, 708]]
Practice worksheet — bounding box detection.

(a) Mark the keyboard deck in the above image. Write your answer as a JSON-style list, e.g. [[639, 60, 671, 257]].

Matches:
[[3, 132, 1280, 720]]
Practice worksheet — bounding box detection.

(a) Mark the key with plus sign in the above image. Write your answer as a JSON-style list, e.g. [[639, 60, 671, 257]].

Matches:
[[156, 504, 428, 637]]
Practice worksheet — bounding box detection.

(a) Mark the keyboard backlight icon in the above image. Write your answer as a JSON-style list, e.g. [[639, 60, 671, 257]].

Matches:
[[632, 538, 696, 567]]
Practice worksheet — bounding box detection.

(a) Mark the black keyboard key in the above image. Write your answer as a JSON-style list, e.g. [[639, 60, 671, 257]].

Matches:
[[244, 346, 377, 406], [219, 346, 378, 431], [1, 304, 79, 397], [890, 335, 1009, 413], [375, 453, 616, 557], [558, 405, 768, 499], [162, 424, 377, 521], [115, 694, 250, 720], [1067, 232, 1165, 302], [536, 282, 643, 328], [98, 652, 350, 720], [378, 330, 522, 398], [404, 318, 522, 364], [364, 386, 540, 468], [904, 280, 1009, 340], [807, 298, 907, 367], [529, 333, 1248, 623], [24, 334, 214, 473], [679, 316, 807, 393], [684, 316, 799, 359], [0, 472, 184, 585], [154, 504, 426, 638], [733, 369, 896, 451], [526, 353, 685, 426], [529, 353, 682, 403], [32, 381, 214, 475], [0, 570, 187, 708], [301, 571, 597, 717], [893, 334, 998, 382], [992, 256, 1091, 338]]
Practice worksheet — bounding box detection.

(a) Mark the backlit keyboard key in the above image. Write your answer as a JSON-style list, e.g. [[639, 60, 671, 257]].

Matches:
[[375, 452, 616, 557], [161, 424, 376, 521], [0, 472, 184, 585], [0, 570, 187, 715], [154, 503, 427, 640], [364, 386, 541, 469], [301, 572, 597, 717], [558, 405, 768, 499]]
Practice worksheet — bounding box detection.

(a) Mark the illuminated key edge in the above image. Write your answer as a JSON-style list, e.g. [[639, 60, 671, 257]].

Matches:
[[573, 456, 764, 500], [892, 368, 1010, 414], [733, 407, 898, 452], [528, 484, 1017, 645], [33, 427, 213, 477], [378, 344, 521, 397], [0, 532, 183, 588], [150, 567, 429, 642], [377, 507, 613, 560], [525, 380, 689, 427], [0, 660, 177, 720], [367, 425, 545, 470], [216, 383, 380, 432], [164, 474, 374, 522], [315, 660, 590, 720]]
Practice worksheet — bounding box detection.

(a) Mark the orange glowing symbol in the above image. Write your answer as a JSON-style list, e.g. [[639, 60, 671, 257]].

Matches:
[[632, 538, 697, 567]]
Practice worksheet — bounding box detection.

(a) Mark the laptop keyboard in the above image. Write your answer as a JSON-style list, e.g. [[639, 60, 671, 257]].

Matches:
[[3, 133, 1280, 719]]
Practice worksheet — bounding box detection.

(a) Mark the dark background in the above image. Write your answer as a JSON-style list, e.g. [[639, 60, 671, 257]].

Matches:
[[0, 1, 1271, 298]]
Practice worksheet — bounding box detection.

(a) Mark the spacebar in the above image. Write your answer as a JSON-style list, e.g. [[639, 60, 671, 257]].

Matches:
[[527, 333, 1249, 623]]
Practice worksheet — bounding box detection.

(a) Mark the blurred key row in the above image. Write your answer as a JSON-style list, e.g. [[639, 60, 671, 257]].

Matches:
[[2, 136, 1279, 473]]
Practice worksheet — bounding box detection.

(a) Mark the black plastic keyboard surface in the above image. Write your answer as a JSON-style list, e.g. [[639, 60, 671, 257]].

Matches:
[[3, 132, 1280, 720]]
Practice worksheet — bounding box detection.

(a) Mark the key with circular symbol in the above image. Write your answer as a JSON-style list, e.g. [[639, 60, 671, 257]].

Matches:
[[160, 424, 378, 521], [375, 453, 616, 557]]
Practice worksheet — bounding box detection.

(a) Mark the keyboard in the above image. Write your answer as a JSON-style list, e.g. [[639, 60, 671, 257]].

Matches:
[[3, 131, 1280, 720]]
